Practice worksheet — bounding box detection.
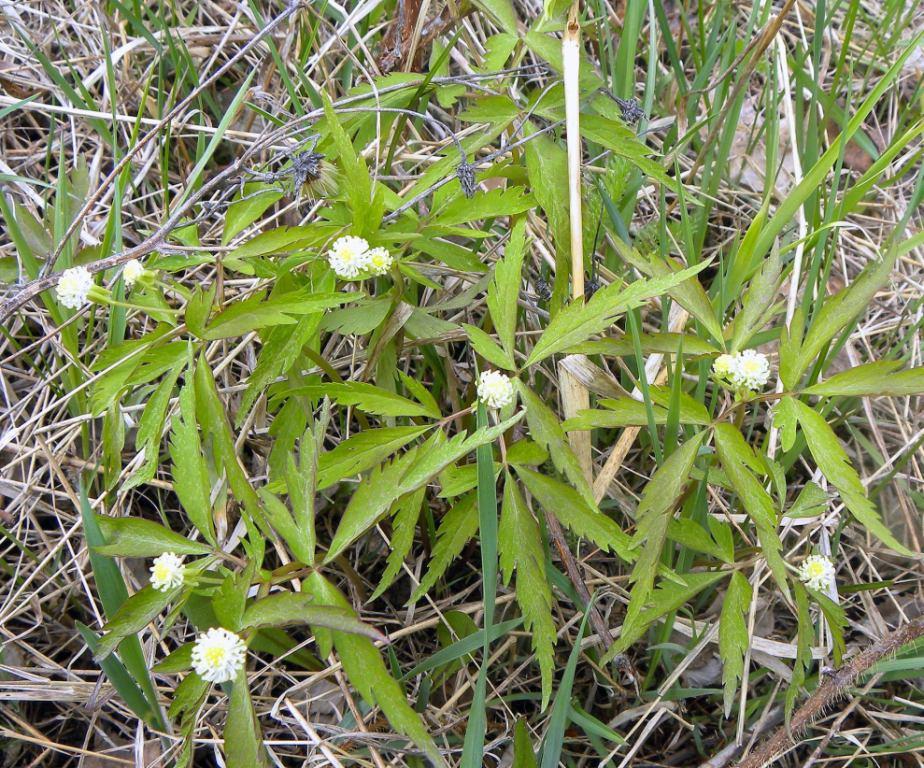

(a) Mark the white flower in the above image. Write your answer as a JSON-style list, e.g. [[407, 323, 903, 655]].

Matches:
[[327, 235, 370, 278], [191, 627, 247, 683], [149, 552, 184, 592], [798, 554, 835, 591], [56, 266, 94, 309], [731, 349, 771, 391], [123, 259, 145, 288], [366, 247, 393, 276], [712, 353, 736, 380], [477, 370, 515, 410]]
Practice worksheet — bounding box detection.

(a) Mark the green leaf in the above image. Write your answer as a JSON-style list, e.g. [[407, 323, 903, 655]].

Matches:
[[325, 412, 524, 562], [76, 622, 160, 726], [94, 515, 213, 557], [371, 487, 425, 600], [96, 585, 176, 661], [124, 362, 184, 489], [540, 603, 591, 768], [410, 493, 479, 603], [201, 290, 349, 340], [169, 380, 215, 544], [224, 670, 269, 768], [463, 323, 516, 370], [397, 370, 442, 419], [275, 381, 437, 418], [499, 477, 556, 709], [222, 183, 284, 245], [305, 573, 447, 767], [487, 216, 526, 358], [317, 425, 430, 489], [436, 186, 535, 227], [719, 572, 752, 717], [803, 362, 924, 397], [564, 395, 711, 429], [242, 592, 385, 640], [516, 467, 632, 561], [571, 332, 719, 357], [714, 424, 790, 599], [623, 435, 705, 638], [730, 249, 783, 352], [322, 93, 381, 236], [515, 381, 595, 506], [789, 398, 912, 555], [513, 718, 538, 768], [473, 0, 519, 33], [258, 489, 315, 565], [525, 262, 709, 366], [608, 571, 728, 657]]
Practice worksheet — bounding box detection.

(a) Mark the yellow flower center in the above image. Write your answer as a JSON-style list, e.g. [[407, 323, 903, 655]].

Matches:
[[153, 563, 172, 581], [203, 646, 227, 666], [806, 562, 825, 578]]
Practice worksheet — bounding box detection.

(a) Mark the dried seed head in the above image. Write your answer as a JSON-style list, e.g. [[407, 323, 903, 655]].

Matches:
[[614, 96, 645, 125], [536, 276, 552, 302], [456, 160, 477, 199]]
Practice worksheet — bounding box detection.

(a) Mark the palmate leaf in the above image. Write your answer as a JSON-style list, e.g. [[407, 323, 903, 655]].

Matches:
[[525, 261, 709, 366], [200, 290, 350, 340], [499, 477, 556, 709], [788, 398, 913, 555], [410, 493, 478, 603], [714, 424, 790, 599], [719, 572, 752, 718], [325, 411, 524, 562], [516, 467, 632, 561], [623, 434, 705, 639], [305, 572, 448, 768]]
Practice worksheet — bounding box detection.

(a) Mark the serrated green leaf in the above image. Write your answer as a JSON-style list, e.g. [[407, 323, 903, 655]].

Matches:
[[96, 585, 177, 660], [201, 290, 349, 340], [499, 477, 556, 709], [326, 412, 523, 562], [803, 361, 924, 397], [317, 425, 430, 489], [790, 398, 912, 555], [275, 381, 436, 418], [487, 216, 526, 358], [608, 571, 728, 657], [719, 571, 752, 717], [411, 493, 478, 603], [397, 370, 442, 418], [516, 467, 632, 561], [436, 186, 535, 227], [463, 323, 516, 370], [714, 424, 790, 599], [371, 487, 425, 600], [305, 573, 447, 767], [222, 183, 284, 245], [525, 262, 709, 366], [94, 515, 213, 557], [124, 361, 184, 489], [730, 249, 783, 352], [515, 381, 595, 506], [242, 591, 384, 640], [169, 380, 215, 544], [623, 435, 705, 636]]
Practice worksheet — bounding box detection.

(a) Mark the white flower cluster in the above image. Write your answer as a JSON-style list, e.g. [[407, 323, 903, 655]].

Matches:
[[477, 370, 515, 410], [123, 259, 145, 289], [56, 266, 94, 309], [798, 553, 835, 591], [713, 350, 772, 391], [326, 236, 393, 279], [191, 627, 247, 683], [149, 552, 184, 592]]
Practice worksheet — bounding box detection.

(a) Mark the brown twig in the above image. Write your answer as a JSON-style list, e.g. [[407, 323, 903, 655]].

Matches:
[[732, 616, 924, 768]]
